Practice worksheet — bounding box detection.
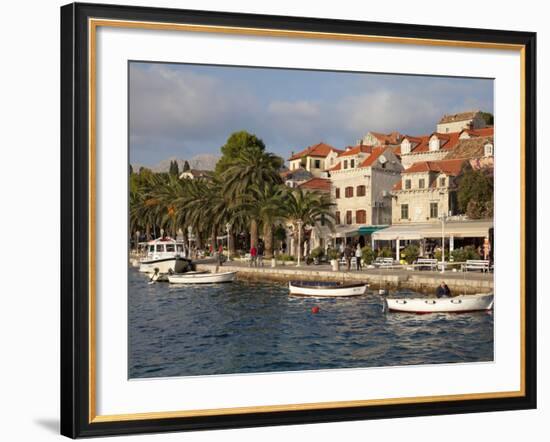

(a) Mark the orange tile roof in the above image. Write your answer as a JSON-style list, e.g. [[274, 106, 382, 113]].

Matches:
[[288, 142, 342, 160], [359, 146, 388, 168], [337, 145, 373, 157], [402, 159, 466, 176], [370, 131, 402, 145], [327, 162, 342, 172], [407, 132, 461, 154], [463, 127, 494, 137], [392, 180, 402, 191], [298, 177, 331, 192]]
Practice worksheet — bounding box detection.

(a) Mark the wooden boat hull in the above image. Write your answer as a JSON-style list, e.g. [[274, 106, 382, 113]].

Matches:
[[289, 282, 368, 297], [168, 271, 236, 284], [386, 293, 494, 313]]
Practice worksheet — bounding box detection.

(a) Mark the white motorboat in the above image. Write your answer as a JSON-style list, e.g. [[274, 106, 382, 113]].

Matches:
[[168, 271, 236, 284], [288, 281, 368, 297], [385, 293, 494, 313], [138, 236, 192, 274]]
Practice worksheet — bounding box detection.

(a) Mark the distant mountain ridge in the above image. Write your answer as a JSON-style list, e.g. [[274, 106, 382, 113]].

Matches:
[[133, 154, 219, 173]]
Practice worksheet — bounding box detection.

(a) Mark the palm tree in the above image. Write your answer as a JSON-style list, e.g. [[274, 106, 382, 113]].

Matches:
[[222, 146, 284, 248], [129, 170, 163, 239], [150, 173, 187, 237], [246, 183, 288, 258], [283, 188, 335, 259], [174, 178, 212, 249]]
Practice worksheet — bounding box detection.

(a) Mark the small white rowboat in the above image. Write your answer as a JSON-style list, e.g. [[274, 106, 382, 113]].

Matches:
[[167, 271, 236, 284], [386, 293, 494, 313], [288, 281, 368, 297]]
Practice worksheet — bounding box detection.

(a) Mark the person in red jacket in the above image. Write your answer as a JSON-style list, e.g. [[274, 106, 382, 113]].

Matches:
[[250, 245, 257, 267]]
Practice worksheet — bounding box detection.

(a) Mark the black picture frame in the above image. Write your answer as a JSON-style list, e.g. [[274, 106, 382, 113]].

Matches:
[[61, 2, 537, 438]]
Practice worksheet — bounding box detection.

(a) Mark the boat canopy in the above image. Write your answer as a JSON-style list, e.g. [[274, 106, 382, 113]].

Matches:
[[372, 220, 493, 241]]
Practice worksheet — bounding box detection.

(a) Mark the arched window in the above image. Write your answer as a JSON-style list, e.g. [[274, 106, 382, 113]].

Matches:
[[345, 186, 354, 198], [346, 211, 352, 225], [335, 211, 341, 225], [356, 210, 366, 224], [356, 185, 366, 196], [335, 188, 340, 199]]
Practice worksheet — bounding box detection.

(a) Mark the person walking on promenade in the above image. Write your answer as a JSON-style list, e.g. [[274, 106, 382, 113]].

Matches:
[[344, 243, 352, 271], [339, 242, 345, 259], [257, 242, 264, 268], [355, 244, 363, 271], [436, 281, 451, 298], [250, 245, 257, 268]]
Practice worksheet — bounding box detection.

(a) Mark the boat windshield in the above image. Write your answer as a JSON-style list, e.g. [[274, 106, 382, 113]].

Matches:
[[148, 245, 154, 253], [176, 244, 184, 252], [166, 244, 175, 252], [156, 244, 165, 252]]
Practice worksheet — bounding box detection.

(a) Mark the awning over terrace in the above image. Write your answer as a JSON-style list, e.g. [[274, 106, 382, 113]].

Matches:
[[331, 225, 389, 238], [372, 220, 493, 241]]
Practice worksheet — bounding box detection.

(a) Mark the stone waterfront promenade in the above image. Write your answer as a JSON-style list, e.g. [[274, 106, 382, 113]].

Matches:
[[195, 260, 493, 295]]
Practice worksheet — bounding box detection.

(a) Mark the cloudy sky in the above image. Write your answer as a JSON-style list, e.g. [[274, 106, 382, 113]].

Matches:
[[129, 62, 493, 166]]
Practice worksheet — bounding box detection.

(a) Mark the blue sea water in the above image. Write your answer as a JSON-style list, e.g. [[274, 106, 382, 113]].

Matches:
[[128, 267, 493, 378]]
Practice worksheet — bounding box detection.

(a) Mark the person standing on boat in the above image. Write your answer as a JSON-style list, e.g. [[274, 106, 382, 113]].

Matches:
[[355, 244, 363, 271], [436, 281, 451, 298]]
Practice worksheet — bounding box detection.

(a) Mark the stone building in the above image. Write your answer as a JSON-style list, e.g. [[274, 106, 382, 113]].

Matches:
[[447, 128, 494, 170], [436, 110, 487, 134], [391, 159, 467, 224], [280, 167, 313, 188], [328, 146, 403, 231], [360, 131, 402, 147], [399, 132, 461, 168], [179, 169, 211, 180], [287, 142, 342, 177]]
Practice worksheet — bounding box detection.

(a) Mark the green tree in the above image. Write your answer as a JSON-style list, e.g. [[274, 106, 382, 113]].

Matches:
[[169, 160, 180, 176], [361, 245, 376, 265], [222, 144, 284, 248], [215, 131, 267, 176], [479, 111, 494, 126], [457, 169, 493, 219], [283, 188, 334, 260], [246, 183, 288, 258], [401, 243, 420, 264], [183, 160, 190, 172]]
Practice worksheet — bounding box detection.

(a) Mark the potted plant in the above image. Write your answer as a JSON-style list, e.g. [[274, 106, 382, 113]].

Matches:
[[327, 248, 339, 271], [310, 247, 324, 265]]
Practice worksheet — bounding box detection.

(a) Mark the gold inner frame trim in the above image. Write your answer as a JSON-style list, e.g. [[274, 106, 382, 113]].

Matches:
[[88, 17, 527, 424]]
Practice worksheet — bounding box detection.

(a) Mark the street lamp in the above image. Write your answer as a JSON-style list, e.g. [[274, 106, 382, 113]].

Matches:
[[439, 213, 448, 273], [296, 220, 303, 267], [187, 225, 193, 259], [225, 222, 231, 260]]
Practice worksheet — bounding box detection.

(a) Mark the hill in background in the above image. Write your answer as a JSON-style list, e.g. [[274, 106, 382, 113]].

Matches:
[[132, 153, 219, 173]]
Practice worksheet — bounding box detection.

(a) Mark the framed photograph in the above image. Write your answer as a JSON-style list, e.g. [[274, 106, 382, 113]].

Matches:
[[60, 2, 536, 438]]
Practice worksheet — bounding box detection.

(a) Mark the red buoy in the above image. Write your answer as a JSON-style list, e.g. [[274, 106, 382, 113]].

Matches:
[[311, 306, 320, 314]]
